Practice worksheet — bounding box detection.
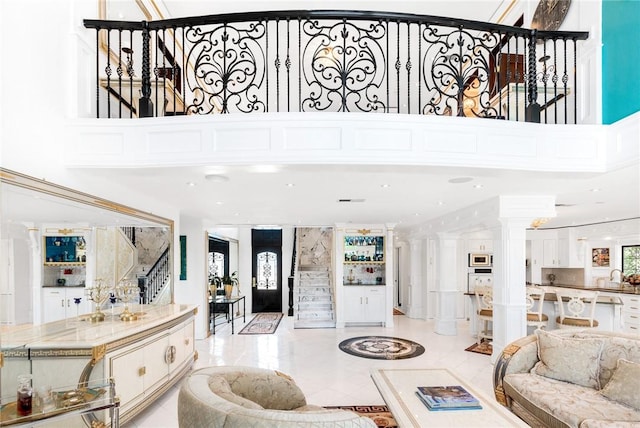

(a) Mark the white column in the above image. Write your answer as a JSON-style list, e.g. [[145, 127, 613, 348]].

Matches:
[[435, 232, 459, 335], [384, 225, 395, 327], [28, 228, 42, 324], [492, 195, 556, 359], [407, 238, 423, 318]]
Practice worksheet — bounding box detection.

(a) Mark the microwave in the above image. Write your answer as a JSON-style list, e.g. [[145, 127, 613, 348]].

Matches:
[[469, 253, 492, 267]]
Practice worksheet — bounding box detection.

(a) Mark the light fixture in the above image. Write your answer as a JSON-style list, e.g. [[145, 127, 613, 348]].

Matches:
[[530, 218, 549, 229], [473, 184, 483, 189], [286, 183, 295, 187], [186, 181, 196, 187], [380, 184, 390, 188]]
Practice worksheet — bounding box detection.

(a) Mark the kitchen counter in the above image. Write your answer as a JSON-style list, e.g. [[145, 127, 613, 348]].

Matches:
[[536, 283, 640, 295]]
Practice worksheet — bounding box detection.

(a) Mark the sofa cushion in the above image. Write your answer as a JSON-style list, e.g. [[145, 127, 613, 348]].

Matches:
[[208, 375, 264, 410], [221, 370, 308, 410], [533, 329, 604, 389], [504, 373, 640, 428], [600, 359, 640, 410]]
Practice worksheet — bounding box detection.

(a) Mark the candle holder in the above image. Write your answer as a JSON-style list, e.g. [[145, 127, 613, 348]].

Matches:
[[115, 279, 139, 321], [87, 279, 111, 322]]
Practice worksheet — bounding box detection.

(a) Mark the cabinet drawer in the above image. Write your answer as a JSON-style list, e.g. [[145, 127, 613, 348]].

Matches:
[[621, 296, 640, 313], [622, 311, 640, 326]]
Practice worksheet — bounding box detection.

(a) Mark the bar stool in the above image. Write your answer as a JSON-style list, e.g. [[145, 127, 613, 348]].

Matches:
[[554, 288, 599, 329], [526, 285, 549, 330], [474, 285, 493, 344]]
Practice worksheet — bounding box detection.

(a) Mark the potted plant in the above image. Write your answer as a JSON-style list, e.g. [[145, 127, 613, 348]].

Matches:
[[213, 271, 238, 299]]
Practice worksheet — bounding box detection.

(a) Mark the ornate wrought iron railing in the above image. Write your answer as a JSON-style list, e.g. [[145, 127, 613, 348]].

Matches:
[[84, 10, 588, 123], [140, 247, 170, 304]]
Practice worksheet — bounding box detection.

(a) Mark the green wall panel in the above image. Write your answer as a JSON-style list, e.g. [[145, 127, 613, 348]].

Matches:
[[602, 0, 640, 124]]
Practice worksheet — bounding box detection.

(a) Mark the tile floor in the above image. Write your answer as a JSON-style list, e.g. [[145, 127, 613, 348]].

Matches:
[[126, 314, 497, 427]]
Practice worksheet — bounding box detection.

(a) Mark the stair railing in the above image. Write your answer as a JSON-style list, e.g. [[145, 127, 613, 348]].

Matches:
[[84, 10, 588, 123], [141, 247, 170, 304]]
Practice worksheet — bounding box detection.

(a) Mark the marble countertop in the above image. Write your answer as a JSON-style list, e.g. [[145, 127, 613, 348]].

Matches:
[[537, 283, 640, 295], [1, 304, 196, 350]]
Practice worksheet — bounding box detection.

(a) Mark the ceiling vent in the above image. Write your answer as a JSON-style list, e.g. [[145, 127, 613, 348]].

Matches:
[[338, 198, 366, 203]]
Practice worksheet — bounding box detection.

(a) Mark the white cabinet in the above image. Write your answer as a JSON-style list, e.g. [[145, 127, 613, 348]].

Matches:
[[542, 239, 558, 267], [104, 316, 195, 422], [621, 294, 640, 336], [344, 286, 385, 324], [42, 287, 89, 322], [468, 239, 493, 252]]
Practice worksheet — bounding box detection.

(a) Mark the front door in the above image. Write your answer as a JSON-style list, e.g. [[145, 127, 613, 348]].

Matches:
[[251, 229, 282, 313]]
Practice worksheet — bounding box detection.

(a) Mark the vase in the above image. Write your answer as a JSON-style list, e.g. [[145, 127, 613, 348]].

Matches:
[[224, 284, 233, 299]]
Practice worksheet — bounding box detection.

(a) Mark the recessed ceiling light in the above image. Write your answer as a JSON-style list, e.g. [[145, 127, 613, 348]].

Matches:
[[286, 183, 295, 187], [437, 201, 444, 206], [186, 182, 196, 187], [448, 177, 473, 184], [205, 174, 229, 183], [381, 184, 390, 188], [216, 201, 224, 205], [590, 188, 601, 192], [473, 184, 483, 189]]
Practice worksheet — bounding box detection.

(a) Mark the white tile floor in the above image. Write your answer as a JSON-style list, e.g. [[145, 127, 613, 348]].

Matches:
[[125, 314, 497, 427]]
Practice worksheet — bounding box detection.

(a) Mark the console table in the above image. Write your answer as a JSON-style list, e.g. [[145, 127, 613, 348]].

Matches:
[[209, 295, 246, 334], [371, 368, 527, 427]]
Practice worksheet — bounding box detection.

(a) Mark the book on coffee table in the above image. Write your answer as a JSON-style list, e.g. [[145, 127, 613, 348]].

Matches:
[[416, 385, 482, 410]]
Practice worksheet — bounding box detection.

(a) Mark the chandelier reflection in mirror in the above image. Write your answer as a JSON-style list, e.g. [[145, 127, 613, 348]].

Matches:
[[257, 251, 277, 290], [116, 279, 140, 321], [87, 278, 111, 322]]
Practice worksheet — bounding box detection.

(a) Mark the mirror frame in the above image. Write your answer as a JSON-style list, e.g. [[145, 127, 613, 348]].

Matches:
[[0, 167, 175, 305]]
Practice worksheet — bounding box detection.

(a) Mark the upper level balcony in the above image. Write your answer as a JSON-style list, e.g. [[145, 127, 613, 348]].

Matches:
[[83, 10, 588, 124]]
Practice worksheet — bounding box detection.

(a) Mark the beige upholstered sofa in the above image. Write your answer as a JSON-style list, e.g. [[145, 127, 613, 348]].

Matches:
[[178, 366, 377, 427], [494, 329, 640, 428]]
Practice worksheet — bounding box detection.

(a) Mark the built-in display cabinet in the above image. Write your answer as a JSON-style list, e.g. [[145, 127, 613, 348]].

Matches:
[[336, 225, 393, 327], [44, 236, 87, 265]]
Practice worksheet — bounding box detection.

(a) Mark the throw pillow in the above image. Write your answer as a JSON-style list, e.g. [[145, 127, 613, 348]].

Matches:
[[532, 329, 605, 389], [600, 359, 640, 410]]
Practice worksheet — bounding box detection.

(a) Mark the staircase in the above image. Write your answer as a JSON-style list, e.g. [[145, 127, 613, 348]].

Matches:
[[294, 267, 336, 328]]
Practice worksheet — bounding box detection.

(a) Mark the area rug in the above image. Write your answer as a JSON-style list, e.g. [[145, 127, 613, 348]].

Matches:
[[465, 340, 493, 355], [325, 405, 397, 428], [338, 336, 425, 360], [393, 307, 404, 315], [238, 313, 283, 335]]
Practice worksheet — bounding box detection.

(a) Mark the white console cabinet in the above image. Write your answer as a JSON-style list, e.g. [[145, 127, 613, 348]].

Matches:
[[1, 304, 196, 427], [621, 294, 640, 336], [344, 286, 385, 325], [42, 287, 90, 322]]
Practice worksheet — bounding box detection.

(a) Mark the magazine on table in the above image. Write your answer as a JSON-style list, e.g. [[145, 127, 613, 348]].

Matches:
[[416, 385, 482, 410]]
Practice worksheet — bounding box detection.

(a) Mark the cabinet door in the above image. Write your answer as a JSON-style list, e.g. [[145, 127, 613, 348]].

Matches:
[[468, 239, 493, 252], [110, 345, 145, 412], [43, 289, 67, 322], [144, 333, 171, 392], [343, 287, 365, 322], [168, 320, 194, 374], [542, 239, 557, 267], [65, 288, 90, 317], [364, 287, 385, 322]]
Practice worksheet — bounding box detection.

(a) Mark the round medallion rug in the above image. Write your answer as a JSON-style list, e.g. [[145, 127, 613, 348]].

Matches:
[[338, 336, 425, 360]]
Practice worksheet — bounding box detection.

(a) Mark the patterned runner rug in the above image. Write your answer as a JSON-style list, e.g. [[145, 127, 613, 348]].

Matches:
[[324, 405, 397, 428], [238, 313, 283, 335]]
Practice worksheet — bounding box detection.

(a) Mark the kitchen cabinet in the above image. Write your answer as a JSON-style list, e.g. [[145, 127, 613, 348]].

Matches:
[[621, 294, 640, 336], [343, 286, 385, 324], [542, 239, 558, 267], [42, 287, 90, 323], [468, 239, 493, 253]]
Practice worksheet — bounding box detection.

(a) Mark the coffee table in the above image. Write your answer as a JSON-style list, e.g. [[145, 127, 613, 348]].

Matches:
[[371, 368, 527, 427]]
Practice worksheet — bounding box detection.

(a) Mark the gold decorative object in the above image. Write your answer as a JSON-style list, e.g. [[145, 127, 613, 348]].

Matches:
[[87, 279, 111, 322], [357, 228, 371, 235], [530, 218, 549, 229], [115, 279, 139, 321]]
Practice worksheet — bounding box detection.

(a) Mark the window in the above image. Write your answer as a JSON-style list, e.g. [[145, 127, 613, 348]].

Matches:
[[257, 251, 277, 290], [622, 245, 640, 274], [208, 252, 224, 281]]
